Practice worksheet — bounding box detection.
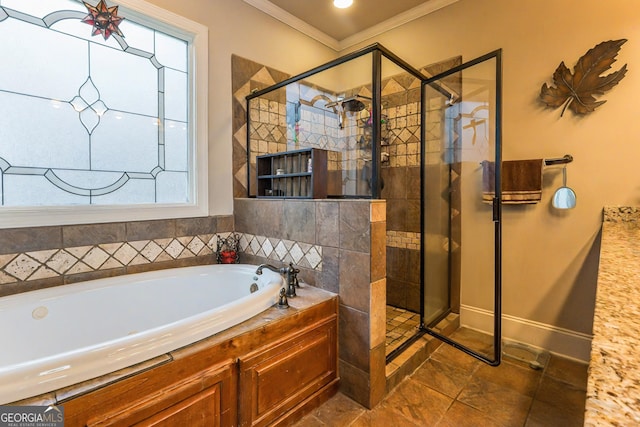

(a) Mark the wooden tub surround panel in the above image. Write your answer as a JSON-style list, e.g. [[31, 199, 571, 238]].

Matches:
[[53, 289, 338, 426]]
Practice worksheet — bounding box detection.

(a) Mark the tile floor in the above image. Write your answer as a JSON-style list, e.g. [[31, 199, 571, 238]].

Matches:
[[385, 306, 420, 356], [294, 328, 588, 426]]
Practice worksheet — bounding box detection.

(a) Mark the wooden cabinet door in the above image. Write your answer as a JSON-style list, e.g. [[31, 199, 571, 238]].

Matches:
[[239, 316, 337, 427], [68, 361, 237, 427], [134, 383, 221, 427]]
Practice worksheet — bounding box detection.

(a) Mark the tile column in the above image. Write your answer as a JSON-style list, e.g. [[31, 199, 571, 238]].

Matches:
[[337, 200, 387, 408]]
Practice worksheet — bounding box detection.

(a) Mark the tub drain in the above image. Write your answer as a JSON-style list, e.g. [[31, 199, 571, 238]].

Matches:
[[249, 283, 259, 293], [32, 306, 48, 320]]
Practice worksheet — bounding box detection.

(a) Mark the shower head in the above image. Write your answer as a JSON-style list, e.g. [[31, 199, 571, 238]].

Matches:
[[342, 98, 366, 112], [341, 95, 370, 112], [325, 95, 370, 129], [325, 95, 370, 112]]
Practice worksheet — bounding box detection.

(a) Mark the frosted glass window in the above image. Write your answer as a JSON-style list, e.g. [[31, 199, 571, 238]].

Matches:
[[0, 0, 196, 210], [117, 20, 155, 52], [156, 171, 188, 203], [165, 120, 189, 171], [155, 32, 187, 72], [164, 69, 188, 122], [50, 18, 124, 50], [90, 43, 159, 116], [0, 20, 88, 99], [4, 175, 88, 206], [92, 179, 156, 205], [1, 0, 85, 19], [0, 92, 90, 169]]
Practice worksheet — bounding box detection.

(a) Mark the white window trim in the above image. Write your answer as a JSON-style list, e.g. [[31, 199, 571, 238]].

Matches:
[[0, 0, 209, 229]]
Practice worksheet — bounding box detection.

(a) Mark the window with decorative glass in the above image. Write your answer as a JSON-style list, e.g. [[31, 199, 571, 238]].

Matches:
[[0, 0, 208, 228]]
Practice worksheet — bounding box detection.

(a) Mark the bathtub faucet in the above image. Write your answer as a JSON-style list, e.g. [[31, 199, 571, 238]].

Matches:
[[255, 264, 283, 275], [255, 263, 300, 298]]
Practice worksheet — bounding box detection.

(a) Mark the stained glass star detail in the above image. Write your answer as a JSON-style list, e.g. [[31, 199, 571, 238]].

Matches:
[[82, 0, 125, 40]]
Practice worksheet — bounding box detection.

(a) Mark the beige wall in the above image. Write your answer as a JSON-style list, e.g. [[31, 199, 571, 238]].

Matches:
[[343, 0, 640, 356]]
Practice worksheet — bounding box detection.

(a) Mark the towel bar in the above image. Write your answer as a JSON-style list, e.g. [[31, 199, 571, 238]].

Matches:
[[544, 154, 573, 166], [478, 155, 573, 167]]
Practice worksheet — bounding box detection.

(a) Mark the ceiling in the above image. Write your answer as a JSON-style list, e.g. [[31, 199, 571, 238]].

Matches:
[[243, 0, 458, 51]]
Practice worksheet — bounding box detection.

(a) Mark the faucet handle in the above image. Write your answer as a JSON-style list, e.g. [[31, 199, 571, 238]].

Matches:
[[284, 263, 299, 298], [287, 263, 300, 287], [288, 262, 300, 274], [277, 287, 289, 308]]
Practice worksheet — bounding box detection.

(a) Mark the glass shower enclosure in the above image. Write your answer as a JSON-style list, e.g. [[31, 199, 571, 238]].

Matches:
[[245, 44, 503, 366]]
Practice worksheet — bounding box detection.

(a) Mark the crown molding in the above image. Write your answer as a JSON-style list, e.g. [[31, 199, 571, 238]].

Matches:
[[243, 0, 340, 50], [243, 0, 458, 52], [337, 0, 458, 50]]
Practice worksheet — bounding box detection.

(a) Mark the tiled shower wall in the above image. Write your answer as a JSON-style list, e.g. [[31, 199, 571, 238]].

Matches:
[[233, 54, 378, 199], [246, 91, 346, 197], [380, 57, 462, 314], [0, 216, 233, 297], [379, 74, 422, 312]]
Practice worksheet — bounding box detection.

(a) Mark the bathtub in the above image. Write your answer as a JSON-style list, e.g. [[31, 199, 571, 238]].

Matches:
[[0, 264, 285, 404]]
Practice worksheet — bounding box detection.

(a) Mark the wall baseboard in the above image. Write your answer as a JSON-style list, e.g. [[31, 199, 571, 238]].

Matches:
[[460, 305, 592, 363]]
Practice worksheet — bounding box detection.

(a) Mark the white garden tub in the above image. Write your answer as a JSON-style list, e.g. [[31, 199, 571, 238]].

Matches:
[[0, 264, 284, 404]]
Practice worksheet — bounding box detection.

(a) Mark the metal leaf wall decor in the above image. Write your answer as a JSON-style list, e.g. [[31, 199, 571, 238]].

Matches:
[[540, 39, 628, 117]]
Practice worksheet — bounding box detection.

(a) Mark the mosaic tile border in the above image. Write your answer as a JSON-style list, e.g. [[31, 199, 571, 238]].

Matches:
[[0, 232, 323, 286], [0, 234, 221, 285], [238, 233, 322, 271], [387, 230, 421, 250]]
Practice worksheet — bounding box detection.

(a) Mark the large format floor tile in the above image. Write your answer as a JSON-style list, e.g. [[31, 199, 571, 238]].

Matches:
[[293, 328, 587, 427]]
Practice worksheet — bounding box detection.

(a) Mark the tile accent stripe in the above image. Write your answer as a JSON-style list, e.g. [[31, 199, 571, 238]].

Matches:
[[0, 232, 323, 286], [0, 234, 220, 285], [387, 231, 421, 250], [238, 233, 323, 271]]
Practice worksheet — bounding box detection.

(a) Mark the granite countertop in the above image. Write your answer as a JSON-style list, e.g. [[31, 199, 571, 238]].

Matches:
[[585, 207, 640, 426]]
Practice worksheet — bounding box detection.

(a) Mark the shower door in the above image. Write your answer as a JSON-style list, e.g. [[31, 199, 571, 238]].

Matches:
[[421, 50, 502, 365]]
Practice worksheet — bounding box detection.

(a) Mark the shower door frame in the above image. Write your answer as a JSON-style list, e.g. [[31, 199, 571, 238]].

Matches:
[[419, 49, 503, 366]]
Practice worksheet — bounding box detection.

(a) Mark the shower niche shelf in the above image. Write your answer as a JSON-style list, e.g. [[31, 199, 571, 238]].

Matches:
[[257, 148, 328, 199], [357, 113, 390, 146]]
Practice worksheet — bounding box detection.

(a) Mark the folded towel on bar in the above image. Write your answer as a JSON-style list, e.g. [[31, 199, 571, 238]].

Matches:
[[482, 159, 544, 204]]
